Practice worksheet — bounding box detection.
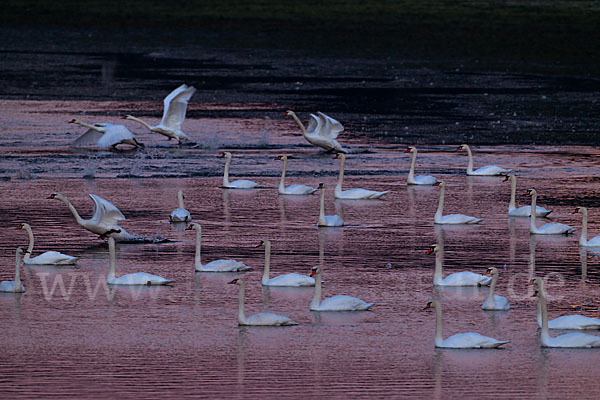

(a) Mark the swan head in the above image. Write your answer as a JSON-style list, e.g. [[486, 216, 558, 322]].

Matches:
[[318, 182, 325, 190], [185, 223, 200, 231], [68, 119, 78, 124], [228, 278, 242, 285], [218, 152, 232, 159], [275, 155, 287, 161], [485, 267, 498, 276], [573, 206, 586, 215], [333, 153, 345, 160], [456, 144, 468, 151], [283, 110, 294, 117], [104, 228, 122, 236], [404, 147, 415, 153], [16, 247, 23, 256], [16, 223, 26, 230], [527, 276, 544, 289], [426, 245, 438, 255], [256, 239, 270, 248], [423, 300, 439, 310], [47, 193, 62, 200], [526, 188, 537, 196], [310, 266, 320, 277], [503, 174, 514, 182], [433, 181, 444, 187]]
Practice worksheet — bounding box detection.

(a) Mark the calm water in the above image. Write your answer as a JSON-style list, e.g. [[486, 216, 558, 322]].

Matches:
[[1, 100, 600, 399]]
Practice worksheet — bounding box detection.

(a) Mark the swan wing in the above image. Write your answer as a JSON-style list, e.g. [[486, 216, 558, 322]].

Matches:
[[161, 84, 196, 130], [0, 280, 25, 293], [441, 271, 491, 286], [26, 251, 79, 265], [111, 272, 172, 285], [89, 194, 126, 227], [436, 213, 483, 225], [482, 295, 510, 310], [337, 188, 390, 199], [549, 315, 600, 330], [318, 294, 374, 311], [227, 179, 259, 189], [584, 236, 600, 247], [201, 259, 251, 272], [442, 333, 509, 348], [536, 222, 576, 234], [96, 125, 136, 148], [324, 215, 344, 227], [306, 113, 321, 135], [471, 165, 513, 176], [266, 273, 315, 287], [546, 332, 600, 347], [282, 184, 318, 195], [245, 312, 298, 326], [317, 112, 344, 139], [71, 128, 105, 147], [170, 208, 191, 222], [413, 175, 438, 185]]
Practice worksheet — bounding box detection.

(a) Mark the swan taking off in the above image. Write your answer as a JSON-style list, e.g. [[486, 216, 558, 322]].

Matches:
[[527, 189, 575, 234], [424, 300, 509, 348], [404, 147, 439, 185], [317, 183, 344, 227], [170, 190, 191, 222], [433, 181, 483, 224], [228, 278, 298, 326], [333, 153, 390, 199], [185, 223, 251, 272], [0, 248, 26, 293], [17, 223, 79, 265], [457, 144, 512, 176], [427, 244, 491, 286], [504, 174, 551, 217], [309, 266, 374, 311], [275, 155, 318, 195], [574, 207, 600, 247], [124, 83, 196, 143], [284, 110, 347, 153], [259, 240, 315, 287], [69, 119, 143, 149], [107, 235, 172, 285], [481, 267, 510, 311], [218, 152, 259, 189]]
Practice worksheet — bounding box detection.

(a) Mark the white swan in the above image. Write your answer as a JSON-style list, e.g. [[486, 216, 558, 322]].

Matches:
[[481, 267, 510, 310], [185, 223, 250, 272], [574, 207, 600, 247], [317, 183, 344, 227], [48, 192, 136, 241], [0, 248, 25, 293], [70, 119, 143, 149], [528, 277, 600, 330], [284, 110, 347, 153], [433, 181, 483, 224], [169, 190, 191, 222], [309, 266, 374, 311], [228, 278, 298, 326], [527, 189, 576, 235], [404, 146, 439, 185], [17, 223, 79, 265], [276, 155, 318, 195], [124, 84, 196, 143], [504, 174, 551, 217], [218, 152, 259, 189], [259, 240, 315, 287], [424, 300, 509, 348], [457, 144, 512, 176], [107, 235, 172, 285], [428, 244, 491, 286], [531, 287, 600, 347], [333, 153, 390, 199]]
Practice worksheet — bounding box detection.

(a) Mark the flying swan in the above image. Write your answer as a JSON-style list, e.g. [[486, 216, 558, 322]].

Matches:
[[17, 223, 79, 265], [284, 110, 347, 153], [69, 119, 143, 149]]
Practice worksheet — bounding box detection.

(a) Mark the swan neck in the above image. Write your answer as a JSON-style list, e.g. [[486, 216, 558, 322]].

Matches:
[[509, 177, 517, 211], [434, 303, 443, 347], [23, 224, 34, 261], [195, 227, 202, 266], [14, 251, 22, 286], [279, 158, 287, 192], [486, 273, 497, 304], [108, 237, 116, 281], [75, 120, 103, 132], [336, 156, 345, 191], [408, 150, 417, 179], [580, 212, 588, 245], [465, 146, 473, 174], [435, 184, 445, 220], [223, 156, 231, 186], [60, 196, 85, 226], [311, 270, 322, 309], [261, 242, 271, 284], [529, 193, 537, 232], [538, 292, 551, 344], [318, 187, 326, 225], [238, 281, 247, 325], [128, 116, 153, 131], [177, 191, 185, 209], [290, 113, 307, 135], [433, 250, 443, 285]]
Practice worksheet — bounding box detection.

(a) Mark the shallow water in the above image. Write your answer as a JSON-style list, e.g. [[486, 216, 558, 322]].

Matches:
[[1, 101, 600, 398]]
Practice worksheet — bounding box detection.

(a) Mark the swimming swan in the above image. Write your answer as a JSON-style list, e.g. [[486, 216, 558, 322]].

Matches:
[[17, 223, 79, 265], [457, 144, 512, 176], [124, 83, 196, 143], [481, 267, 510, 310], [170, 190, 191, 222], [185, 223, 250, 272], [433, 181, 483, 224], [228, 278, 298, 326], [574, 207, 600, 247], [0, 248, 26, 293], [70, 119, 143, 149], [284, 110, 347, 153], [317, 183, 344, 227], [276, 155, 318, 195], [428, 244, 491, 286], [527, 189, 575, 234], [218, 152, 259, 189], [259, 240, 315, 287], [404, 146, 438, 185], [504, 174, 551, 217], [107, 235, 172, 285], [333, 153, 390, 199], [309, 266, 374, 311]]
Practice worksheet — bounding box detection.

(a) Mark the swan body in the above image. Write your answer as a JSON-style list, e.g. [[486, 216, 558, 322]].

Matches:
[[0, 248, 26, 293], [505, 175, 551, 217], [334, 153, 390, 199], [276, 155, 318, 195], [428, 244, 491, 286], [481, 267, 510, 311], [574, 207, 600, 246], [284, 110, 347, 153], [17, 223, 79, 265], [317, 183, 344, 227], [425, 300, 509, 348], [527, 189, 576, 234], [218, 152, 259, 189], [309, 266, 374, 311], [229, 278, 298, 326], [186, 223, 250, 272], [170, 190, 191, 222], [260, 240, 315, 287], [124, 84, 196, 143], [433, 181, 483, 224], [69, 119, 143, 149], [404, 147, 438, 185], [457, 144, 512, 176], [107, 236, 172, 285]]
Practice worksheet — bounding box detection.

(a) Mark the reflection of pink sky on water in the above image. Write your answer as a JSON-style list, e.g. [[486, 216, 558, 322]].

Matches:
[[1, 100, 600, 398]]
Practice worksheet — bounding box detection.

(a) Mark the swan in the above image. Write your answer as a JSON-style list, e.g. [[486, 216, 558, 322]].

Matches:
[[317, 183, 344, 227], [123, 84, 196, 143], [527, 189, 576, 234], [218, 152, 259, 189], [284, 110, 347, 153], [185, 223, 251, 272], [424, 300, 509, 348], [259, 240, 315, 287], [481, 267, 510, 310], [433, 181, 483, 224], [275, 155, 318, 195], [17, 223, 79, 265], [504, 174, 551, 217], [228, 278, 298, 326], [69, 119, 143, 149], [309, 266, 374, 311], [457, 144, 512, 176], [574, 207, 600, 247], [107, 235, 172, 285], [528, 277, 600, 329], [170, 190, 191, 222], [531, 287, 600, 347], [428, 244, 491, 286], [404, 146, 439, 185], [0, 248, 26, 293], [333, 153, 390, 199]]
